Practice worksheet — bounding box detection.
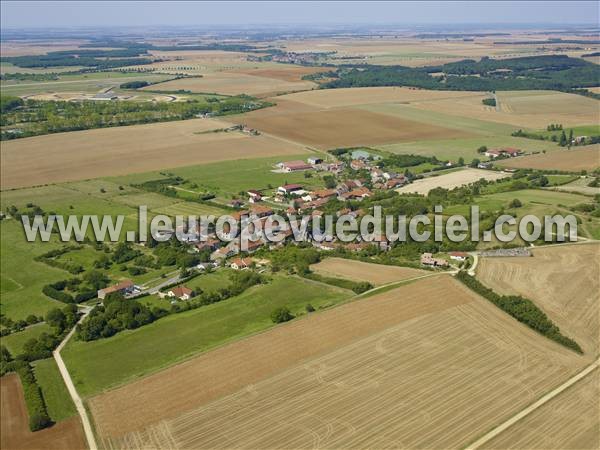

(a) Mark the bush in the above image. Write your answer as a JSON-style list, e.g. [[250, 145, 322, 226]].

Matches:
[[271, 307, 294, 324], [42, 285, 74, 303]]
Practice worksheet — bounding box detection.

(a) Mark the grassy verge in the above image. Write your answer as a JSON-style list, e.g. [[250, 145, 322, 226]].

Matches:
[[32, 358, 77, 422]]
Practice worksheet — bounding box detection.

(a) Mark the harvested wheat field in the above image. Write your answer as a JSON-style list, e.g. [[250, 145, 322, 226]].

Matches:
[[477, 242, 600, 355], [143, 72, 317, 96], [483, 367, 599, 450], [0, 373, 86, 450], [280, 86, 478, 109], [495, 145, 600, 172], [396, 168, 508, 195], [311, 257, 427, 285], [412, 90, 600, 128], [227, 66, 331, 82], [0, 119, 309, 189], [240, 108, 469, 149], [90, 275, 589, 449]]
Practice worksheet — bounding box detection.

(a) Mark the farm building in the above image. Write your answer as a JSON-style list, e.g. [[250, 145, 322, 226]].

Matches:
[[97, 279, 135, 300], [278, 184, 304, 195], [339, 187, 372, 201], [449, 251, 469, 261], [247, 190, 262, 203], [167, 286, 195, 300], [350, 159, 368, 170], [420, 253, 449, 267], [230, 257, 253, 270], [249, 204, 274, 218], [485, 147, 522, 158], [278, 160, 313, 172], [308, 157, 323, 164]]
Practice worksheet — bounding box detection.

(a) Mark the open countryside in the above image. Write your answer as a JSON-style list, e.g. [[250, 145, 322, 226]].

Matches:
[[1, 3, 599, 450]]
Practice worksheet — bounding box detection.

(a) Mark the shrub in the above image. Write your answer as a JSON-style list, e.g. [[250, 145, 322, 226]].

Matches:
[[271, 307, 294, 324]]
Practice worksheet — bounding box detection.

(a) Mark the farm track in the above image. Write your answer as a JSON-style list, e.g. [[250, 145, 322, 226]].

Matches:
[[470, 359, 599, 449]]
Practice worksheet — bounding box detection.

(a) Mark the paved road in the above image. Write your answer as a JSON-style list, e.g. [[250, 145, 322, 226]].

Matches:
[[53, 308, 98, 450], [466, 358, 599, 449]]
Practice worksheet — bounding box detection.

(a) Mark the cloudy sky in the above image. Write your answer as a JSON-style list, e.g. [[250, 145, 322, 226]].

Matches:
[[1, 1, 598, 28]]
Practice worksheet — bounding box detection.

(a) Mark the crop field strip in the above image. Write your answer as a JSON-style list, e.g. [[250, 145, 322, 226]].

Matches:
[[90, 275, 466, 438], [90, 275, 589, 449], [310, 258, 427, 286], [0, 118, 310, 189], [239, 107, 471, 149], [396, 168, 508, 195], [105, 282, 588, 449], [141, 71, 317, 97]]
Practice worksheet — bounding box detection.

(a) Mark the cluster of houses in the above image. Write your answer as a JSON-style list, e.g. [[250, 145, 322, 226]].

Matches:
[[484, 147, 523, 159]]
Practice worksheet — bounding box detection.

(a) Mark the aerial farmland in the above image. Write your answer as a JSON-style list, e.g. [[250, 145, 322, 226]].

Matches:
[[1, 2, 599, 450]]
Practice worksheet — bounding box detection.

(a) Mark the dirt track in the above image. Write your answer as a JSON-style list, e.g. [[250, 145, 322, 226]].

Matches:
[[0, 373, 87, 450], [477, 362, 599, 450]]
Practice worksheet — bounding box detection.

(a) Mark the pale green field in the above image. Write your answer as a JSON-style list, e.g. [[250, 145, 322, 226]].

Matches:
[[380, 135, 563, 162], [360, 103, 515, 136], [1, 71, 172, 97], [108, 155, 325, 199]]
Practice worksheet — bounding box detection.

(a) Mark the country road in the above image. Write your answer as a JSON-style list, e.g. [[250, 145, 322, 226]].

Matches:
[[466, 358, 600, 449], [53, 307, 98, 450]]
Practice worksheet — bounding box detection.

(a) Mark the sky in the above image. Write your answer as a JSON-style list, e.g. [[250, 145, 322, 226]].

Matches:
[[1, 1, 598, 29]]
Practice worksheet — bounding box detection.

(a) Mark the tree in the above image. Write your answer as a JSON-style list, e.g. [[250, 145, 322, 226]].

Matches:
[[0, 345, 12, 365], [477, 146, 487, 154], [29, 413, 52, 432], [323, 175, 336, 189], [84, 270, 109, 290], [271, 307, 294, 324], [559, 130, 567, 146], [45, 308, 66, 331], [509, 199, 522, 208], [305, 304, 315, 313], [470, 158, 481, 168], [458, 157, 465, 166]]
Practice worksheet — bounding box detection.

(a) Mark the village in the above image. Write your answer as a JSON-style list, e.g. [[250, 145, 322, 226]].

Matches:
[[92, 148, 511, 302]]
